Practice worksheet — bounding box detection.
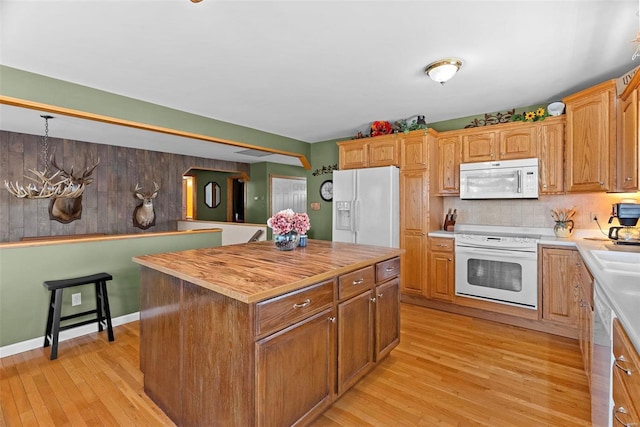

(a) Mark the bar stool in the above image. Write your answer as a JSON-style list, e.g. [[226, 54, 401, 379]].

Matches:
[[43, 272, 114, 360]]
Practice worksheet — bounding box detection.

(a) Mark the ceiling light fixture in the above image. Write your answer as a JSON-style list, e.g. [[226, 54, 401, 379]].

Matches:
[[424, 58, 463, 85]]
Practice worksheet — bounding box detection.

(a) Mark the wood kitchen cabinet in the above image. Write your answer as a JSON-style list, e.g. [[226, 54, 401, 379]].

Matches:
[[399, 131, 427, 170], [541, 247, 579, 329], [460, 124, 538, 164], [337, 134, 399, 170], [399, 133, 442, 299], [400, 169, 429, 297], [574, 253, 594, 383], [563, 79, 616, 192], [256, 307, 336, 427], [375, 257, 400, 361], [461, 131, 497, 162], [427, 237, 455, 302], [612, 318, 640, 427], [437, 135, 461, 195], [538, 118, 565, 194], [617, 85, 639, 192], [337, 259, 400, 395]]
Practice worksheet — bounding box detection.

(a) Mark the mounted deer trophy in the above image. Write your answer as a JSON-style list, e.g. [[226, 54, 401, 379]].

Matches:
[[133, 182, 159, 230], [48, 155, 100, 224]]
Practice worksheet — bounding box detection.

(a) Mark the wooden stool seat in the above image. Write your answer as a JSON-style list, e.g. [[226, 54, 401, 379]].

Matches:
[[43, 272, 114, 360]]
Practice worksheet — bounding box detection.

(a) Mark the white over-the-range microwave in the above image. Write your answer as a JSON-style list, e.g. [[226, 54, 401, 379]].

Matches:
[[459, 157, 539, 200]]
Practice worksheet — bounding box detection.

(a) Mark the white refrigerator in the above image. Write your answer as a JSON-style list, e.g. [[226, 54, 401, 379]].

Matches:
[[332, 166, 399, 248]]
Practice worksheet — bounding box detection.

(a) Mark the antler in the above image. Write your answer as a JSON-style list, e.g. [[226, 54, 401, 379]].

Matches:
[[134, 182, 160, 197], [4, 153, 99, 199]]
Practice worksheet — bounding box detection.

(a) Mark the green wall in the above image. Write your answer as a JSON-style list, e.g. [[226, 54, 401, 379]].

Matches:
[[0, 231, 221, 348], [429, 104, 550, 132], [190, 170, 230, 221], [308, 139, 340, 241]]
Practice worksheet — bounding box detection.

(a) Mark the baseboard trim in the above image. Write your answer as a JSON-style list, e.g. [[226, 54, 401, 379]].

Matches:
[[0, 312, 140, 359]]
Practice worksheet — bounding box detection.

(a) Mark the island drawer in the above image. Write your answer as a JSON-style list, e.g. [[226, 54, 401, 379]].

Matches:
[[339, 266, 375, 300], [376, 257, 400, 283], [255, 279, 335, 336]]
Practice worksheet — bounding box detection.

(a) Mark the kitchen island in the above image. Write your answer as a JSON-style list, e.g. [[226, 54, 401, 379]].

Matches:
[[132, 240, 402, 427]]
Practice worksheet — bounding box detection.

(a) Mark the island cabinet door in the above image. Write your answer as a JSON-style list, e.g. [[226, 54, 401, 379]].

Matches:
[[375, 277, 400, 361], [337, 289, 375, 395], [255, 307, 336, 427]]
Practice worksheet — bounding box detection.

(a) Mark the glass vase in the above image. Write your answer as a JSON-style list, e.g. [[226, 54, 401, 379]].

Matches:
[[274, 232, 299, 251]]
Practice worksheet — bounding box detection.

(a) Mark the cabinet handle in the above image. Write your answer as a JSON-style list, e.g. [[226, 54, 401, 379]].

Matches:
[[328, 316, 336, 323], [436, 244, 449, 247], [615, 355, 634, 376], [599, 181, 605, 186], [370, 297, 376, 303], [543, 184, 548, 189], [614, 406, 636, 426], [448, 258, 452, 262], [385, 267, 395, 272], [625, 176, 633, 182], [292, 299, 311, 309], [352, 278, 364, 285], [377, 293, 383, 299]]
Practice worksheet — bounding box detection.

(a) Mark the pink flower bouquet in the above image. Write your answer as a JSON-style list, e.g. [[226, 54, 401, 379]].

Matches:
[[267, 209, 311, 235]]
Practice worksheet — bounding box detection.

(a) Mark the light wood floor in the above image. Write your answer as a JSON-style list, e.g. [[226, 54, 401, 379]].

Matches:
[[1, 303, 591, 426]]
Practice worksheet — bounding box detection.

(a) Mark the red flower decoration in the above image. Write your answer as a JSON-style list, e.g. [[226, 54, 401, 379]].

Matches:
[[370, 121, 392, 137]]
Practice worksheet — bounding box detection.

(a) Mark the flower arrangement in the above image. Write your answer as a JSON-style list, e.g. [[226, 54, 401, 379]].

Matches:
[[512, 107, 548, 122], [370, 121, 393, 137], [551, 206, 576, 237], [267, 209, 311, 235], [550, 206, 576, 224]]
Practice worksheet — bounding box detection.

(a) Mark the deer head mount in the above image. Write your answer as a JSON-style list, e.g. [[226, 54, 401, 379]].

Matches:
[[48, 155, 100, 224], [133, 182, 159, 230]]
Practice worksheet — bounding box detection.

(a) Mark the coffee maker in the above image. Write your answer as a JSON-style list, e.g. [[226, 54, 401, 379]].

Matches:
[[608, 203, 640, 244]]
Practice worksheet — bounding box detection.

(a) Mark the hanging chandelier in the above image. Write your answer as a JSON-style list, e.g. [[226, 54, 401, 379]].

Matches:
[[4, 115, 87, 199]]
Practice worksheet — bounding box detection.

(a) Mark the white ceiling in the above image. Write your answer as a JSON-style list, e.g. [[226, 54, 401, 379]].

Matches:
[[1, 0, 638, 165]]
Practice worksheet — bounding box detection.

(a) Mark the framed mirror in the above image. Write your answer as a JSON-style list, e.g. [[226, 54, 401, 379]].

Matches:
[[204, 181, 221, 208]]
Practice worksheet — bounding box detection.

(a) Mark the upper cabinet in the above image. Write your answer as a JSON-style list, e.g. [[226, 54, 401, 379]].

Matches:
[[400, 131, 429, 170], [437, 135, 461, 195], [563, 80, 616, 192], [617, 72, 640, 192], [461, 131, 497, 162], [337, 134, 399, 170], [538, 118, 565, 194], [460, 125, 538, 163]]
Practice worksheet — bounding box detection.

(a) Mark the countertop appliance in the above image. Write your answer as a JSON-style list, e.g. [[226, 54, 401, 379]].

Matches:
[[459, 157, 539, 200], [608, 202, 640, 246], [332, 166, 399, 248], [455, 230, 540, 309]]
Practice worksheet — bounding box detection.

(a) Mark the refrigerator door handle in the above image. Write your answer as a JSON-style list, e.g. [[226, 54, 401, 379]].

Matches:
[[353, 200, 359, 233]]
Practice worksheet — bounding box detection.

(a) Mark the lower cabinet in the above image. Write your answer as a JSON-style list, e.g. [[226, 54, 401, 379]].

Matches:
[[256, 308, 336, 427], [612, 319, 640, 426], [337, 258, 401, 395], [428, 237, 455, 302], [541, 246, 579, 327], [375, 277, 400, 360], [337, 290, 375, 394]]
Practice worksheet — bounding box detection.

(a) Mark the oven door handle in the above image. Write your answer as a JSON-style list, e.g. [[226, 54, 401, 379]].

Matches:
[[455, 246, 537, 259]]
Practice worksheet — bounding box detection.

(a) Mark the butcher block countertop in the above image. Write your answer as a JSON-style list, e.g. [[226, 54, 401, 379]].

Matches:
[[133, 239, 402, 303]]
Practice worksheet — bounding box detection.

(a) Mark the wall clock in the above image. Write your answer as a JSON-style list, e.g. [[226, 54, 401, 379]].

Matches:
[[319, 180, 333, 201]]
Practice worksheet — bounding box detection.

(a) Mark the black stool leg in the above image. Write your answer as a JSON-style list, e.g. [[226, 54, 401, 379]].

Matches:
[[95, 282, 104, 332], [49, 289, 63, 360], [44, 290, 56, 348], [100, 281, 115, 342]]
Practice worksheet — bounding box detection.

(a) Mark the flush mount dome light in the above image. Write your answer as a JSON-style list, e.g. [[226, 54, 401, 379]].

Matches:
[[424, 58, 463, 85]]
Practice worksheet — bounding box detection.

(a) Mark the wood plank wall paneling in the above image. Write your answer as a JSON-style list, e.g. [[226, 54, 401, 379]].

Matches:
[[0, 130, 251, 242]]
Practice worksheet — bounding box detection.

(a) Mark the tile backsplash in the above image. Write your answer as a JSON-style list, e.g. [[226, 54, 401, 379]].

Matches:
[[442, 193, 640, 231]]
